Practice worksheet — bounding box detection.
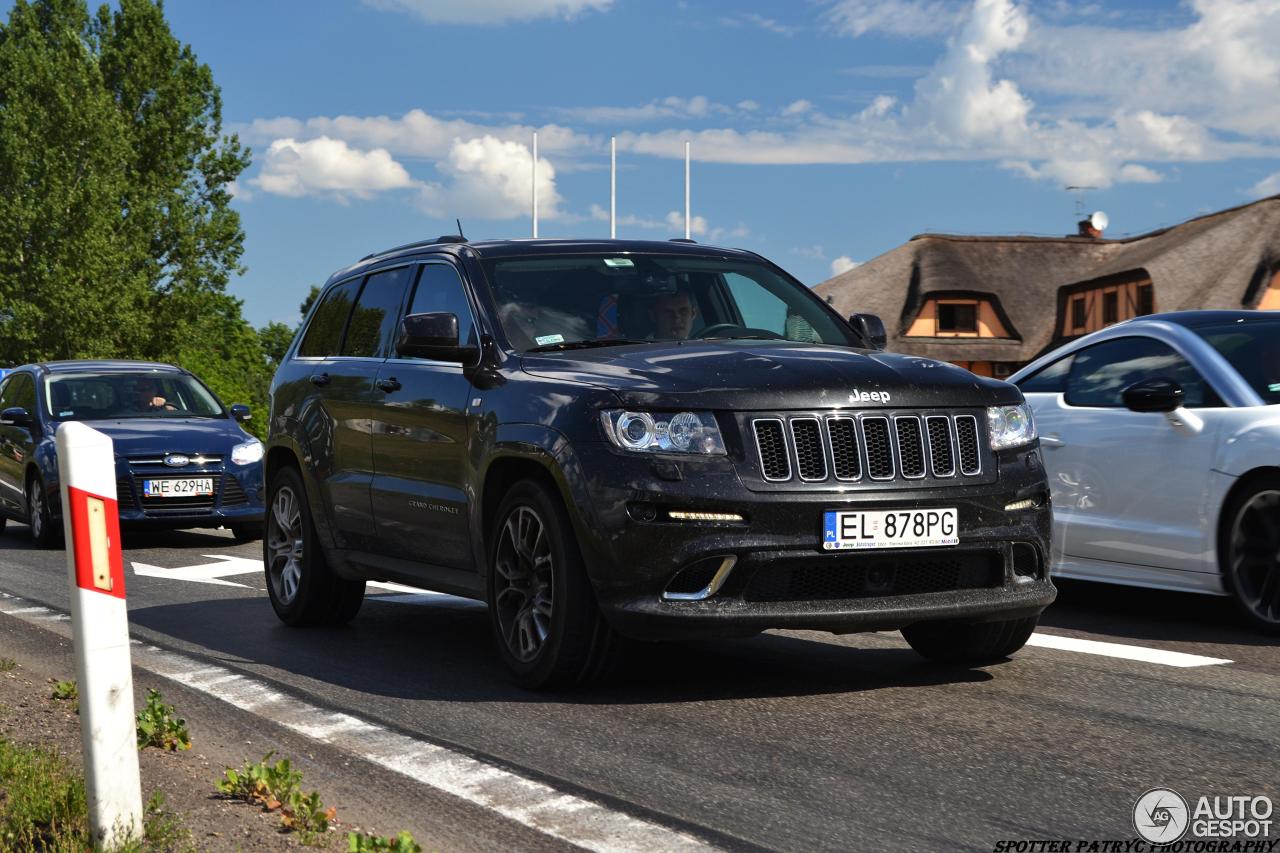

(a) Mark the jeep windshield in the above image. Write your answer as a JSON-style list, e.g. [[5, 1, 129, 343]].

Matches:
[[44, 372, 225, 421], [479, 254, 861, 351]]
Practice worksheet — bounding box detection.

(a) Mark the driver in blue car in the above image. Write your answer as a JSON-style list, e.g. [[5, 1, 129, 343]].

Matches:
[[131, 378, 177, 413]]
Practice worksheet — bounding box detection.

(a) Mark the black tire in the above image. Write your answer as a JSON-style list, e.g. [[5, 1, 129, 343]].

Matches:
[[231, 523, 263, 544], [263, 466, 364, 626], [26, 475, 58, 548], [1219, 474, 1280, 635], [902, 615, 1038, 664], [487, 479, 620, 689]]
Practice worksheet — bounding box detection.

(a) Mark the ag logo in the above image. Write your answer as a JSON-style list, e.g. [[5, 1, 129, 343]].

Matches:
[[1133, 788, 1189, 844]]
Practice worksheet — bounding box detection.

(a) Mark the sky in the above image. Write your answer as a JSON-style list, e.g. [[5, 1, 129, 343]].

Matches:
[[92, 1, 1280, 325]]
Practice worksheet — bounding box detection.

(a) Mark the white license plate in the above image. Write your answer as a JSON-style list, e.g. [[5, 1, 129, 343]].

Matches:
[[822, 508, 958, 550], [142, 478, 214, 498]]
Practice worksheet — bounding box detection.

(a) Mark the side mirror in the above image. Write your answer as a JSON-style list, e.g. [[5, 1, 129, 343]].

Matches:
[[848, 313, 887, 350], [229, 404, 252, 423], [0, 407, 31, 427], [1122, 377, 1184, 413], [396, 312, 478, 363]]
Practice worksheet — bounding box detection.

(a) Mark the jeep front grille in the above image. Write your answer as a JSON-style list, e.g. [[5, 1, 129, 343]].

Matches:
[[748, 411, 987, 487]]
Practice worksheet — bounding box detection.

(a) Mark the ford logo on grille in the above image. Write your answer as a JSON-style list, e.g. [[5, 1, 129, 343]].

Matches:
[[163, 454, 189, 468]]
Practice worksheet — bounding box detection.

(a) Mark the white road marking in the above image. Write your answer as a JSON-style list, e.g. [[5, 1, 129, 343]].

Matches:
[[130, 554, 261, 588], [0, 593, 711, 852], [1028, 632, 1232, 667]]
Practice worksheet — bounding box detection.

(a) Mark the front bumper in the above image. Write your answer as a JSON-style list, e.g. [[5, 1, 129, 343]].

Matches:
[[113, 458, 264, 529], [566, 442, 1055, 641]]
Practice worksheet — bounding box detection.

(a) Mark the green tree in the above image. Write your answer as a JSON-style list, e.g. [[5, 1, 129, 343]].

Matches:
[[299, 285, 321, 320], [258, 321, 296, 372], [0, 0, 254, 414]]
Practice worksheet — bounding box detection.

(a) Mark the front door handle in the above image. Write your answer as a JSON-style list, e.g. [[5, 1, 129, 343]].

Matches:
[[309, 373, 330, 387], [376, 377, 402, 393], [1040, 434, 1065, 448]]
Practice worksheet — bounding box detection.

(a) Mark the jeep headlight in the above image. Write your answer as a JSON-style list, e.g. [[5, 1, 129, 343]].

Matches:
[[986, 403, 1037, 451], [601, 410, 726, 455], [230, 439, 264, 466]]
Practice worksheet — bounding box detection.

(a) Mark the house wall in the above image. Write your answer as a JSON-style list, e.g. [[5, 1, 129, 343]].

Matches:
[[1258, 269, 1280, 309], [905, 298, 1011, 338], [1060, 275, 1153, 338]]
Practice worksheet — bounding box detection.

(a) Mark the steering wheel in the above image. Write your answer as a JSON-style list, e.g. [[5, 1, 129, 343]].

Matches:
[[696, 323, 785, 340]]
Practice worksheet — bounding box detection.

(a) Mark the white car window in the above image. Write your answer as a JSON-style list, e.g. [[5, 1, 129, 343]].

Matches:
[[1064, 337, 1222, 408]]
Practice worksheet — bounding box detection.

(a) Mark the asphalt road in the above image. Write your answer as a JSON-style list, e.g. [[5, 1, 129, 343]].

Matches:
[[0, 522, 1276, 852]]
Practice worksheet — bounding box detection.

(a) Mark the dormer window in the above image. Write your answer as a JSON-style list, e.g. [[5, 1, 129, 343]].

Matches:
[[905, 295, 1014, 339]]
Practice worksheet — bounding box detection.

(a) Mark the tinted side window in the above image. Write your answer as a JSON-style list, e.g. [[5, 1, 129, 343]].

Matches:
[[298, 280, 360, 357], [343, 266, 414, 358], [1065, 337, 1221, 408], [407, 264, 477, 347], [0, 374, 36, 413], [1018, 356, 1073, 394]]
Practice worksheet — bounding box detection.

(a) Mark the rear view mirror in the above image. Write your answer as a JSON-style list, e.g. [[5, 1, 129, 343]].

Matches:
[[396, 312, 479, 363], [229, 404, 251, 423], [848, 313, 887, 350], [1122, 378, 1184, 413], [0, 407, 31, 427]]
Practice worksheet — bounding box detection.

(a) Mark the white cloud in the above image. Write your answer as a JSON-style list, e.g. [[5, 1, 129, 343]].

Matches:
[[909, 0, 1032, 145], [793, 244, 826, 259], [665, 210, 708, 236], [556, 96, 732, 125], [782, 99, 814, 117], [825, 0, 966, 38], [1250, 172, 1280, 198], [737, 100, 761, 112], [720, 12, 800, 36], [251, 137, 415, 200], [419, 135, 562, 220], [363, 0, 612, 25], [226, 180, 252, 201], [1116, 164, 1164, 184], [831, 256, 861, 276]]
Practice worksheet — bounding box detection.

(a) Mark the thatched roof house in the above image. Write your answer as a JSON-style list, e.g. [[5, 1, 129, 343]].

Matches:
[[814, 195, 1280, 377]]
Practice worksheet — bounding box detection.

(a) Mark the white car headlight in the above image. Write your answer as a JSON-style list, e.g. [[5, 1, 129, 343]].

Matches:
[[230, 439, 264, 466], [601, 410, 726, 455], [986, 404, 1037, 451]]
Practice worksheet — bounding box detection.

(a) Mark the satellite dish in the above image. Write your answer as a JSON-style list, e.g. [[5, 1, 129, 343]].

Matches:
[[1089, 210, 1109, 231]]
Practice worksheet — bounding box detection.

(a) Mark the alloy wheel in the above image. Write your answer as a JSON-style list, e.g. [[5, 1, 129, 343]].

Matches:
[[1229, 489, 1280, 626], [27, 483, 43, 539], [266, 485, 304, 605], [494, 506, 555, 662]]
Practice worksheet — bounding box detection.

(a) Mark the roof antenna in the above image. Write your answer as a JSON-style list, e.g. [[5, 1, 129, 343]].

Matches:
[[455, 218, 466, 240]]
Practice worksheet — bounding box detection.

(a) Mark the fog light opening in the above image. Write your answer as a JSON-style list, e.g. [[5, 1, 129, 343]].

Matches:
[[666, 510, 745, 523], [662, 556, 739, 601], [1011, 542, 1041, 580]]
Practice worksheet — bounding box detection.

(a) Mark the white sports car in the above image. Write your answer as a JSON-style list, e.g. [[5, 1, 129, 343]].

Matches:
[[1010, 310, 1280, 634]]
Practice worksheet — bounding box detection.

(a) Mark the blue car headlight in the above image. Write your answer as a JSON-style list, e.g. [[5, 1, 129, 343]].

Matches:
[[230, 439, 264, 466]]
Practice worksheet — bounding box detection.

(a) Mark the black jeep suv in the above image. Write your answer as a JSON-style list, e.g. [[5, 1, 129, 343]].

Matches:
[[265, 238, 1055, 687]]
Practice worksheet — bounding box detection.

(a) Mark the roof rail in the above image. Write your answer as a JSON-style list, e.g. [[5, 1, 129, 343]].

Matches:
[[360, 234, 468, 261], [669, 238, 698, 244]]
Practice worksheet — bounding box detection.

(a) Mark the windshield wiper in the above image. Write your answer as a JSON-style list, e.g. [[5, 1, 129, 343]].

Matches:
[[526, 338, 653, 352]]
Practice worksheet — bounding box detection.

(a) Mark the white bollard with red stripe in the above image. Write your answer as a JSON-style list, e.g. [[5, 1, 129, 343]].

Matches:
[[56, 422, 143, 847]]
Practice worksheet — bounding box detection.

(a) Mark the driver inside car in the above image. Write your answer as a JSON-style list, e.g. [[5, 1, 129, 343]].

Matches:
[[648, 289, 699, 340]]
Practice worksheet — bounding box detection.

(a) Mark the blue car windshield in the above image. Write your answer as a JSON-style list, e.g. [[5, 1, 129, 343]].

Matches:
[[44, 373, 225, 420], [1194, 319, 1280, 405]]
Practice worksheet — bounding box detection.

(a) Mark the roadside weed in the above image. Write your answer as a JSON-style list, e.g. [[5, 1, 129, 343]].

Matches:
[[49, 679, 78, 713], [217, 752, 303, 809], [218, 751, 335, 841], [0, 737, 89, 849], [135, 689, 192, 751], [348, 829, 423, 852], [0, 657, 16, 673], [282, 789, 337, 846]]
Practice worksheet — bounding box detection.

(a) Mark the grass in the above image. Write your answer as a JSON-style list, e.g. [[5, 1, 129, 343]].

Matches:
[[0, 659, 16, 674], [0, 738, 192, 852]]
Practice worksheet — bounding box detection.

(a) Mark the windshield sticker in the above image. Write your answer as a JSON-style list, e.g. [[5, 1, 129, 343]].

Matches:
[[603, 258, 634, 268], [59, 411, 73, 417], [535, 334, 565, 346], [1269, 383, 1280, 393]]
